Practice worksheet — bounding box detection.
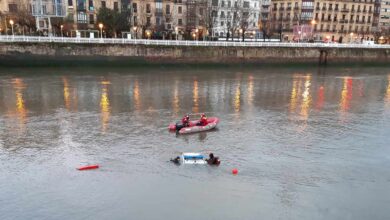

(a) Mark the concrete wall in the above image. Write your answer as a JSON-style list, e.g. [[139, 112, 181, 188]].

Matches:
[[0, 42, 389, 66]]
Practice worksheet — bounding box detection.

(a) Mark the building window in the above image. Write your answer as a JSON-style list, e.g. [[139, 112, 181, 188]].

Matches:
[[89, 14, 94, 24], [221, 1, 225, 7], [146, 17, 151, 26], [77, 12, 87, 23], [68, 0, 73, 6], [146, 4, 151, 13], [133, 16, 137, 25], [101, 1, 106, 8], [166, 5, 170, 14], [156, 17, 160, 25], [368, 16, 371, 23], [212, 0, 218, 6], [178, 6, 182, 14], [8, 4, 18, 13], [114, 2, 118, 11], [178, 19, 182, 25], [133, 3, 137, 13], [228, 1, 231, 7], [199, 8, 203, 15]]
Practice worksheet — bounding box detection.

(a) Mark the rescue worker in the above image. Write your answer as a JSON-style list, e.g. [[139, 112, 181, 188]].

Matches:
[[197, 113, 208, 126]]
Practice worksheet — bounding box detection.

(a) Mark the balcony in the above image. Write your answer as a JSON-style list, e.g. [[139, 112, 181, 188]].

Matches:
[[335, 8, 339, 12], [279, 7, 285, 11], [293, 7, 299, 10], [357, 9, 361, 12], [155, 11, 163, 16], [315, 7, 320, 10], [284, 17, 291, 21], [286, 7, 291, 10], [341, 8, 349, 12], [363, 10, 367, 13], [322, 7, 326, 11], [339, 19, 349, 23]]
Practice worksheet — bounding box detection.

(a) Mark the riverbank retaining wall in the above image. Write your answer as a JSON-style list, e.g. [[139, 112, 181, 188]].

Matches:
[[0, 42, 389, 66]]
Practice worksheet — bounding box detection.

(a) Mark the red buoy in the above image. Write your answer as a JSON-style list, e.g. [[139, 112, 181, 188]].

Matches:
[[232, 168, 238, 175], [77, 164, 99, 171]]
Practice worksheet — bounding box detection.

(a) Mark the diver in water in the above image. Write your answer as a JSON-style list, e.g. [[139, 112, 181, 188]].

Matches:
[[206, 153, 220, 165], [170, 156, 181, 165]]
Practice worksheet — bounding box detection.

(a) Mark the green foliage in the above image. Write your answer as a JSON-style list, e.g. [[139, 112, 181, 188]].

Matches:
[[97, 8, 130, 38]]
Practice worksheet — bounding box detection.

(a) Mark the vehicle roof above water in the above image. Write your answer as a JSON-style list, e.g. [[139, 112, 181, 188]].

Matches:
[[182, 153, 204, 160]]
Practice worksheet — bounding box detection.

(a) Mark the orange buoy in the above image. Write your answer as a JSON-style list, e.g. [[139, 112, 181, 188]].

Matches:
[[77, 164, 99, 171], [232, 168, 238, 175]]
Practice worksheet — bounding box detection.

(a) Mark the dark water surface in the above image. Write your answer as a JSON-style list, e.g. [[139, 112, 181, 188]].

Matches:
[[0, 67, 390, 220]]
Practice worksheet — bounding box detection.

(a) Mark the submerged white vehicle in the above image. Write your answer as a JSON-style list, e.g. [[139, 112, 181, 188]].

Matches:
[[181, 153, 207, 164]]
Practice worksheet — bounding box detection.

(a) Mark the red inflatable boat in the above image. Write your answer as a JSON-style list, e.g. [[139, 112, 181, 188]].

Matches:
[[169, 117, 219, 134]]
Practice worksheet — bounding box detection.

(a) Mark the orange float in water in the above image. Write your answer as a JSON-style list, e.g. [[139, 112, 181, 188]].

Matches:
[[77, 164, 99, 171], [232, 168, 238, 175]]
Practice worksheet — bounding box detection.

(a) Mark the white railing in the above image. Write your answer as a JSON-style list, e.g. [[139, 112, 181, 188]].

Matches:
[[0, 35, 389, 49]]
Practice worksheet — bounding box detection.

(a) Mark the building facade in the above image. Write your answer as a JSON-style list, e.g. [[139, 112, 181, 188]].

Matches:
[[211, 0, 262, 38], [379, 0, 390, 29], [270, 0, 378, 42]]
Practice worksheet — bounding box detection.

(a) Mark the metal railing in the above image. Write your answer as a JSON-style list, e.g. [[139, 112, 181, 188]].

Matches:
[[0, 36, 389, 49]]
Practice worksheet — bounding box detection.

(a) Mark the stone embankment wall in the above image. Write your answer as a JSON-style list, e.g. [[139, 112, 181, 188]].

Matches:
[[0, 43, 389, 66]]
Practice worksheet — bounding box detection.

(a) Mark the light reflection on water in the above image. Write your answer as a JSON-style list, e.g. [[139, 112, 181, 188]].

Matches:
[[0, 68, 390, 220]]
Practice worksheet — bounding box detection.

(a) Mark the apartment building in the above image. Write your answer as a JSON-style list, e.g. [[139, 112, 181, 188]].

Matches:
[[66, 0, 122, 30], [211, 0, 262, 38], [0, 0, 33, 34], [271, 0, 377, 42], [379, 0, 390, 29]]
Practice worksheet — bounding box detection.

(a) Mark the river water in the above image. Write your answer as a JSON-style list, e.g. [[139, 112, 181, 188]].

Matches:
[[0, 67, 390, 220]]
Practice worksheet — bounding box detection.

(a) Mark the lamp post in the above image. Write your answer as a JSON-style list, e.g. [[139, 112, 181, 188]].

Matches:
[[132, 26, 137, 39], [10, 19, 14, 37], [252, 30, 256, 41], [195, 28, 199, 41], [350, 32, 354, 43], [239, 28, 243, 42], [98, 23, 103, 39], [60, 25, 64, 38], [146, 30, 151, 39], [192, 33, 196, 40], [311, 19, 316, 41], [298, 30, 301, 43], [175, 27, 178, 40]]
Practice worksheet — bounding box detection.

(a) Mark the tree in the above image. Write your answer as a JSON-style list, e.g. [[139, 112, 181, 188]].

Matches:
[[97, 7, 130, 38]]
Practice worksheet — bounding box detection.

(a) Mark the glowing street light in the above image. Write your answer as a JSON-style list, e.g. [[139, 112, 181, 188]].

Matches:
[[175, 26, 178, 40], [146, 30, 151, 39], [132, 26, 137, 39], [60, 25, 64, 38], [98, 23, 103, 38], [298, 30, 301, 43], [350, 32, 354, 43], [10, 19, 14, 37]]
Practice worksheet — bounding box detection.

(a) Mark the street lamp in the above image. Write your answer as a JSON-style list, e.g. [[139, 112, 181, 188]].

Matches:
[[311, 20, 316, 41], [192, 33, 196, 40], [98, 23, 103, 39], [195, 28, 199, 41], [350, 32, 354, 43], [252, 30, 256, 41], [132, 26, 137, 39], [10, 19, 14, 37], [298, 30, 301, 43], [60, 25, 64, 38], [146, 30, 151, 39], [175, 27, 178, 40], [326, 35, 330, 43]]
